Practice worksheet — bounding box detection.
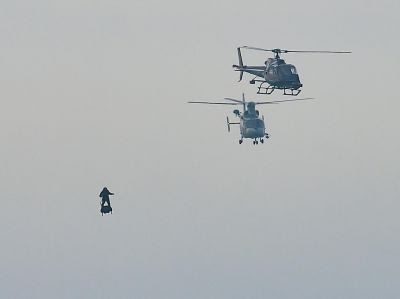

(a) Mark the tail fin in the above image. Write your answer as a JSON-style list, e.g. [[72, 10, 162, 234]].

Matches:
[[226, 116, 240, 132], [232, 47, 244, 81]]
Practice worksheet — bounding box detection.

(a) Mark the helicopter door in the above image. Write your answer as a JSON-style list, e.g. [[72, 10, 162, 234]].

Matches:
[[266, 67, 275, 80], [268, 68, 275, 76], [268, 67, 279, 82]]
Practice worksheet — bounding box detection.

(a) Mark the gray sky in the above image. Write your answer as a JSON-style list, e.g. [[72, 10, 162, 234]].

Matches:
[[1, 0, 399, 298]]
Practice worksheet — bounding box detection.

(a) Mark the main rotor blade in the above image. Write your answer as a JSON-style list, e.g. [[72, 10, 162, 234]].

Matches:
[[285, 50, 352, 54], [241, 46, 351, 54], [188, 101, 239, 105], [223, 97, 243, 103], [255, 97, 315, 104], [240, 46, 275, 52]]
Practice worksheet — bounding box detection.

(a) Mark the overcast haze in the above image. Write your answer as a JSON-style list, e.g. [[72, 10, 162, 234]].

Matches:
[[1, 0, 400, 298]]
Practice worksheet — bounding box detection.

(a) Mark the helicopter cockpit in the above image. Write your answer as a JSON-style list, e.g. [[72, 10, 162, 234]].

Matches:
[[279, 64, 298, 75], [265, 58, 286, 69], [244, 118, 264, 129], [265, 58, 273, 68]]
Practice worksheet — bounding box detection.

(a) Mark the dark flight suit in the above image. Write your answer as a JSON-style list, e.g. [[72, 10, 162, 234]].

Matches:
[[99, 188, 114, 208]]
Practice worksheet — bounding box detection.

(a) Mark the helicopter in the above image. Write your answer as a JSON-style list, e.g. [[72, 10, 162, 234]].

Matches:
[[188, 93, 313, 145], [233, 46, 351, 96]]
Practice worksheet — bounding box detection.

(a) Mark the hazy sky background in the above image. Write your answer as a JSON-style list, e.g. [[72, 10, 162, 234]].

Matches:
[[1, 0, 399, 298]]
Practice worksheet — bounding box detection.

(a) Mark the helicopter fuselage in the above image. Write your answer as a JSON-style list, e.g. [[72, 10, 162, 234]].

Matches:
[[264, 58, 302, 90], [236, 102, 266, 139], [241, 58, 302, 91], [240, 117, 266, 139]]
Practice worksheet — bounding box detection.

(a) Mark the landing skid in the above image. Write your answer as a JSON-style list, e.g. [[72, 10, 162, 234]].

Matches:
[[283, 88, 301, 96], [250, 79, 301, 96], [257, 83, 275, 95]]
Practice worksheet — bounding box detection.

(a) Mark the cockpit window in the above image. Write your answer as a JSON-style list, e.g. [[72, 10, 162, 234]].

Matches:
[[280, 65, 297, 76], [245, 119, 264, 128]]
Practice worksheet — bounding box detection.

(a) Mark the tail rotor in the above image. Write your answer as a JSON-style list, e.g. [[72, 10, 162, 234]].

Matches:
[[232, 48, 244, 81]]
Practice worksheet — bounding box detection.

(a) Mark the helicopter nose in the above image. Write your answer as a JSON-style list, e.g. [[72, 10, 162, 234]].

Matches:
[[245, 128, 264, 138], [293, 80, 302, 88], [288, 75, 302, 89]]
